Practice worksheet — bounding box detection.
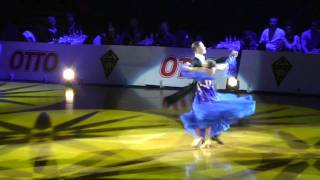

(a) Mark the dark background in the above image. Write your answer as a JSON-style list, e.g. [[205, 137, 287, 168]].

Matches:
[[0, 0, 319, 44]]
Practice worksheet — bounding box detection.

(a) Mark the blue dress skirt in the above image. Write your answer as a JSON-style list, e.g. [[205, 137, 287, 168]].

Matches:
[[180, 66, 256, 137]]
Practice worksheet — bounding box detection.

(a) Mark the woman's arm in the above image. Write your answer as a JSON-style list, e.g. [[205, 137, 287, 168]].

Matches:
[[213, 50, 237, 71], [184, 66, 216, 75], [215, 63, 228, 70]]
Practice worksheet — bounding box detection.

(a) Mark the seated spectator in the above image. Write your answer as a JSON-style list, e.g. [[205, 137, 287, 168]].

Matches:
[[123, 18, 143, 45], [64, 12, 83, 36], [156, 21, 176, 47], [93, 23, 123, 45], [22, 30, 37, 42], [41, 16, 61, 42], [259, 17, 285, 51], [240, 30, 258, 50], [282, 22, 301, 52], [301, 19, 320, 54], [21, 19, 37, 42]]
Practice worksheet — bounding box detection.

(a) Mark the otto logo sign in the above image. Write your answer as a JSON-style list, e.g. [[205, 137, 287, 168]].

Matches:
[[160, 56, 191, 77], [9, 51, 60, 72]]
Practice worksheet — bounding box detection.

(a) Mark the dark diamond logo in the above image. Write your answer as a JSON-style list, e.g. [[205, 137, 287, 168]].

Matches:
[[101, 50, 119, 78], [272, 56, 292, 86]]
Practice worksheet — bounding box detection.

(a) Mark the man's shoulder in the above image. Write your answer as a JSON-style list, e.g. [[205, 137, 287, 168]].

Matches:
[[190, 57, 202, 67], [262, 28, 269, 34], [274, 28, 285, 35], [191, 57, 200, 62]]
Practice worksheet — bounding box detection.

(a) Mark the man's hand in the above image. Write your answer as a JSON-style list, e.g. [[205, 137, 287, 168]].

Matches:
[[205, 67, 216, 75]]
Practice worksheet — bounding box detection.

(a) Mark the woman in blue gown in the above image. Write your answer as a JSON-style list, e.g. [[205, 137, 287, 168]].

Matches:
[[180, 41, 256, 149]]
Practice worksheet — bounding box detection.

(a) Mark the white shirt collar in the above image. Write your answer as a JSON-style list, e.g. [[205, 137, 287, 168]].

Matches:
[[195, 53, 206, 65]]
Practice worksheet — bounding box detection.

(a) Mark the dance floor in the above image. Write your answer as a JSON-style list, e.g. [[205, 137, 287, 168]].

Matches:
[[0, 81, 319, 179]]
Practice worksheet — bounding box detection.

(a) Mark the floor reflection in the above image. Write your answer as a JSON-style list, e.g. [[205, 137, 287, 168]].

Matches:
[[0, 82, 319, 179]]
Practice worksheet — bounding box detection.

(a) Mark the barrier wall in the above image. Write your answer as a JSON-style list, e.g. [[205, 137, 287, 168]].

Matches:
[[1, 42, 320, 94], [238, 50, 320, 95], [0, 42, 230, 88]]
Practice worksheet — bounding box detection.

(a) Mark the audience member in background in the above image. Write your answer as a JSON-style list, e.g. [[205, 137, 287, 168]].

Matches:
[[21, 18, 37, 42], [105, 23, 123, 45], [301, 19, 320, 54], [123, 18, 143, 45], [94, 22, 123, 45], [259, 17, 285, 51], [240, 30, 258, 50], [156, 21, 176, 47], [41, 16, 61, 42], [64, 12, 83, 36], [281, 22, 301, 52]]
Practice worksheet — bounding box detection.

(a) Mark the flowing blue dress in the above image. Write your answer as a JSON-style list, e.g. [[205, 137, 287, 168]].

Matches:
[[180, 64, 256, 137]]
